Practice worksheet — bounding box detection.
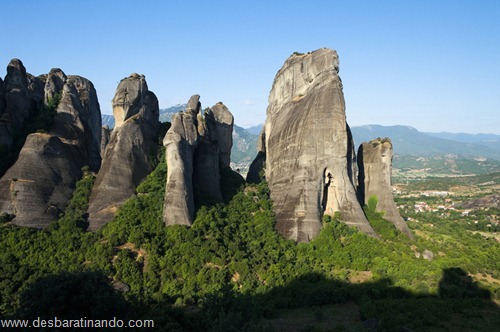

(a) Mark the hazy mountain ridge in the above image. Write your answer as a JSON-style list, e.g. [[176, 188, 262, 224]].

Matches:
[[351, 125, 500, 160], [425, 131, 500, 152]]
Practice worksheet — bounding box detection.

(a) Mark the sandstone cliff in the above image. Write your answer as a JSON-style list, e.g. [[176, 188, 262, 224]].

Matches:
[[357, 138, 413, 238], [163, 96, 234, 226], [0, 64, 102, 228], [87, 74, 159, 231], [254, 48, 378, 242]]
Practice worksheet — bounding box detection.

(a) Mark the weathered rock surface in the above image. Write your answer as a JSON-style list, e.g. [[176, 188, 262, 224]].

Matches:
[[246, 128, 266, 184], [67, 75, 102, 170], [163, 96, 234, 226], [0, 77, 9, 150], [357, 138, 413, 238], [256, 48, 377, 242], [100, 126, 111, 157], [0, 69, 102, 228], [210, 102, 234, 168], [4, 59, 32, 131], [0, 77, 5, 114], [163, 95, 200, 226], [194, 106, 223, 202], [44, 68, 67, 106], [87, 74, 159, 231]]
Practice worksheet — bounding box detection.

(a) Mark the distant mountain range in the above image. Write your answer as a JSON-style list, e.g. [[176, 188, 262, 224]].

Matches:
[[351, 125, 500, 160]]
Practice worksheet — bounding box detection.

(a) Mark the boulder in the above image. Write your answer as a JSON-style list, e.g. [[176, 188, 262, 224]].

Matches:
[[87, 74, 159, 230], [257, 48, 377, 242], [357, 138, 413, 238]]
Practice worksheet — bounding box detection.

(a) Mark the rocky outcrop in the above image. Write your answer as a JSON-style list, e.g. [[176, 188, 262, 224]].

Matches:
[[0, 67, 102, 228], [459, 193, 499, 209], [87, 74, 159, 231], [357, 138, 413, 238], [254, 48, 377, 242], [44, 68, 67, 107], [163, 96, 234, 226]]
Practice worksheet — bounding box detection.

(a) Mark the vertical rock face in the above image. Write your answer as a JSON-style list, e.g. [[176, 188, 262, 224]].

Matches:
[[0, 77, 5, 113], [0, 77, 9, 150], [163, 95, 200, 226], [163, 96, 234, 226], [67, 75, 102, 171], [246, 128, 266, 184], [100, 126, 111, 157], [357, 138, 413, 238], [194, 106, 223, 202], [87, 74, 159, 231], [4, 59, 32, 131], [0, 68, 102, 228], [258, 48, 377, 242], [210, 102, 234, 168]]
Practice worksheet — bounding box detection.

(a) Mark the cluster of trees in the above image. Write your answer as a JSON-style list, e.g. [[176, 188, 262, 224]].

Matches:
[[0, 141, 498, 330]]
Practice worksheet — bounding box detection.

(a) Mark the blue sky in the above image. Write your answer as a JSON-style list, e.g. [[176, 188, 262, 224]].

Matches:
[[1, 0, 499, 133]]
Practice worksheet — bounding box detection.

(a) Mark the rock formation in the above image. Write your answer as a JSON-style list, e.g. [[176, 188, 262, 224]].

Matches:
[[0, 77, 9, 151], [251, 48, 378, 242], [0, 64, 102, 228], [163, 95, 200, 226], [100, 126, 110, 157], [357, 138, 413, 238], [210, 102, 234, 168], [4, 59, 33, 132], [163, 96, 234, 226], [87, 74, 159, 231], [246, 128, 266, 184]]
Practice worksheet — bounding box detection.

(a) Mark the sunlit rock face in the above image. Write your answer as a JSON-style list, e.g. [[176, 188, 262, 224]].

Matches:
[[163, 96, 234, 227], [0, 65, 102, 228], [258, 48, 377, 242], [87, 74, 159, 231], [357, 138, 413, 239]]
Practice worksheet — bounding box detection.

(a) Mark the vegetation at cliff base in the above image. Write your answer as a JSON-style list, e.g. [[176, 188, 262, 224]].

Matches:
[[0, 150, 498, 330]]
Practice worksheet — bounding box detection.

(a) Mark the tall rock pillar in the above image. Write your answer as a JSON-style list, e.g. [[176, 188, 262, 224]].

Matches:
[[258, 48, 377, 242], [357, 138, 413, 238], [87, 74, 159, 230]]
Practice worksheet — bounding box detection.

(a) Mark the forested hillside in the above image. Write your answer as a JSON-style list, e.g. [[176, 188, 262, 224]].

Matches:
[[1, 137, 498, 331]]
